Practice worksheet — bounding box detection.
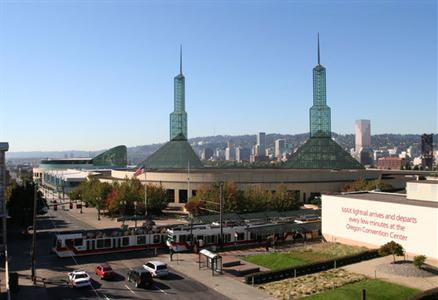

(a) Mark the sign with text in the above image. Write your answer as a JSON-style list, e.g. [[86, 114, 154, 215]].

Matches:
[[322, 195, 438, 260]]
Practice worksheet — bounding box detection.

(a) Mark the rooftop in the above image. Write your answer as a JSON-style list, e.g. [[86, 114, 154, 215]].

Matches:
[[284, 137, 364, 169], [334, 191, 438, 208], [139, 134, 203, 170]]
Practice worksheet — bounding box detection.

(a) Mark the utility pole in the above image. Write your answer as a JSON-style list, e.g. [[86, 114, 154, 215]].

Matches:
[[144, 172, 148, 219], [187, 161, 190, 202], [31, 182, 38, 284], [219, 182, 224, 250]]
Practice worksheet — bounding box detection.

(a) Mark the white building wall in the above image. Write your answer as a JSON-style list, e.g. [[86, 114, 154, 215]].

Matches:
[[322, 194, 438, 260], [407, 181, 438, 202]]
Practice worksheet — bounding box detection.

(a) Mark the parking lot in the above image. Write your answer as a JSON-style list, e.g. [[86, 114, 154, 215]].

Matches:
[[44, 265, 225, 300]]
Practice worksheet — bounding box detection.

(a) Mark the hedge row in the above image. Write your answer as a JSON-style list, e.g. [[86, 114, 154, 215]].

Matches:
[[406, 287, 438, 300], [244, 249, 379, 284]]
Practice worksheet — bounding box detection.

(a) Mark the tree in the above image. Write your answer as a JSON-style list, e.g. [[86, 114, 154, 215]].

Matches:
[[270, 185, 300, 211], [185, 199, 206, 216], [342, 179, 392, 192], [76, 178, 112, 220], [72, 177, 170, 218], [187, 182, 301, 214], [379, 241, 405, 263], [413, 255, 426, 269], [6, 180, 45, 227], [146, 183, 169, 215]]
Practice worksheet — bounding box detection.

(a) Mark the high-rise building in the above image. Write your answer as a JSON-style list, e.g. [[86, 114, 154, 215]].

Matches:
[[421, 134, 434, 170], [169, 46, 188, 140], [355, 119, 371, 151], [201, 148, 213, 161], [354, 120, 373, 165], [225, 141, 235, 161], [256, 132, 266, 156], [236, 147, 250, 162], [274, 139, 286, 159], [285, 34, 363, 169]]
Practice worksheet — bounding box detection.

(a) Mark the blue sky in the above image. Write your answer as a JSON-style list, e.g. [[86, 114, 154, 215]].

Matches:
[[0, 0, 436, 151]]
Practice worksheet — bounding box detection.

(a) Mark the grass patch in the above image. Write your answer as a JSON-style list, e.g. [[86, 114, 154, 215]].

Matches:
[[301, 279, 420, 300], [243, 243, 367, 270], [244, 252, 310, 270]]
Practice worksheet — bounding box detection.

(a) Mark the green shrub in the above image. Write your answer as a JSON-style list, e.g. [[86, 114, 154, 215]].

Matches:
[[413, 255, 426, 268], [378, 241, 404, 263]]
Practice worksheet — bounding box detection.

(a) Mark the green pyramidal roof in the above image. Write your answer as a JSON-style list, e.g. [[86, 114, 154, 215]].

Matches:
[[284, 137, 364, 169], [140, 134, 203, 170]]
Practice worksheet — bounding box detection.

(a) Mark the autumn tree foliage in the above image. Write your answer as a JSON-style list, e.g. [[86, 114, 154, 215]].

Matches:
[[342, 179, 392, 193], [70, 177, 169, 217], [185, 182, 300, 216]]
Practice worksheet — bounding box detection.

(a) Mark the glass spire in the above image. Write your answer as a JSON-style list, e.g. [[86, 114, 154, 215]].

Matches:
[[170, 45, 188, 141], [310, 33, 331, 138]]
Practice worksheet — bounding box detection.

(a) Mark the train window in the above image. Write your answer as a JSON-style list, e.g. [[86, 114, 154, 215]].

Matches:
[[57, 239, 62, 249], [179, 235, 187, 243], [224, 234, 231, 243], [74, 239, 83, 247], [137, 235, 146, 245], [96, 239, 104, 248], [104, 238, 111, 248], [122, 237, 129, 246], [250, 233, 256, 240], [204, 236, 211, 244], [153, 235, 160, 244], [65, 239, 74, 248], [196, 235, 203, 241], [236, 232, 245, 241]]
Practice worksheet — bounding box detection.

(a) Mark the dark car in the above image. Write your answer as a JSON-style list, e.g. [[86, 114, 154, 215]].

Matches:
[[127, 269, 153, 288]]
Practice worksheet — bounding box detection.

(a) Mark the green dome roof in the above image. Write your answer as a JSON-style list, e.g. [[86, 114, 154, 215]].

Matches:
[[284, 137, 364, 169], [140, 134, 203, 170]]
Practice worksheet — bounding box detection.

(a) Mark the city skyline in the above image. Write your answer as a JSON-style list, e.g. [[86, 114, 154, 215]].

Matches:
[[1, 1, 436, 152]]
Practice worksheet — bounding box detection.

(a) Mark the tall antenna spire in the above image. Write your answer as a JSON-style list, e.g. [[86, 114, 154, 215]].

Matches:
[[317, 33, 320, 65], [180, 44, 183, 75]]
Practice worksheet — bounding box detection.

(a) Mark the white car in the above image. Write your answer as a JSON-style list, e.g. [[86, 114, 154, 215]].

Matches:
[[68, 271, 92, 288], [142, 261, 169, 278]]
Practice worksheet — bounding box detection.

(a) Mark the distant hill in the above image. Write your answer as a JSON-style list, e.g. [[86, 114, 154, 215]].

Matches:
[[7, 133, 438, 166]]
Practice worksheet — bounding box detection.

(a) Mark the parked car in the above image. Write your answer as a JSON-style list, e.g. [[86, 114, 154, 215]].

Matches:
[[95, 263, 114, 280], [142, 261, 169, 278], [127, 269, 153, 288], [68, 270, 92, 288]]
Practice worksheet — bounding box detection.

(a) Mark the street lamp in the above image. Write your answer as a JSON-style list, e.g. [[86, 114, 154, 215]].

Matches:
[[96, 196, 101, 221], [79, 193, 83, 214], [31, 181, 38, 284], [134, 201, 138, 231], [122, 200, 127, 226], [144, 181, 148, 219]]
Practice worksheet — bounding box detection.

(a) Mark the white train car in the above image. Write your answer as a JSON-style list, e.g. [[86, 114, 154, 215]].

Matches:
[[52, 227, 168, 257]]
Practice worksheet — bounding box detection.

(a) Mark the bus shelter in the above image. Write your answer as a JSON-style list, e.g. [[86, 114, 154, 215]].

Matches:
[[198, 249, 222, 276]]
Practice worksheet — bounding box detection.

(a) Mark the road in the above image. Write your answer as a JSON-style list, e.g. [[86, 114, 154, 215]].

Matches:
[[9, 192, 229, 300]]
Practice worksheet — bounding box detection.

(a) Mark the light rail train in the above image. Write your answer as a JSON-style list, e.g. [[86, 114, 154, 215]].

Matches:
[[53, 218, 320, 257]]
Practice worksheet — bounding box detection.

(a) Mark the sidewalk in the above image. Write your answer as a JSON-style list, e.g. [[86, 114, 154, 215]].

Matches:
[[51, 200, 186, 230], [157, 253, 276, 300], [344, 256, 438, 291], [4, 271, 47, 300]]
